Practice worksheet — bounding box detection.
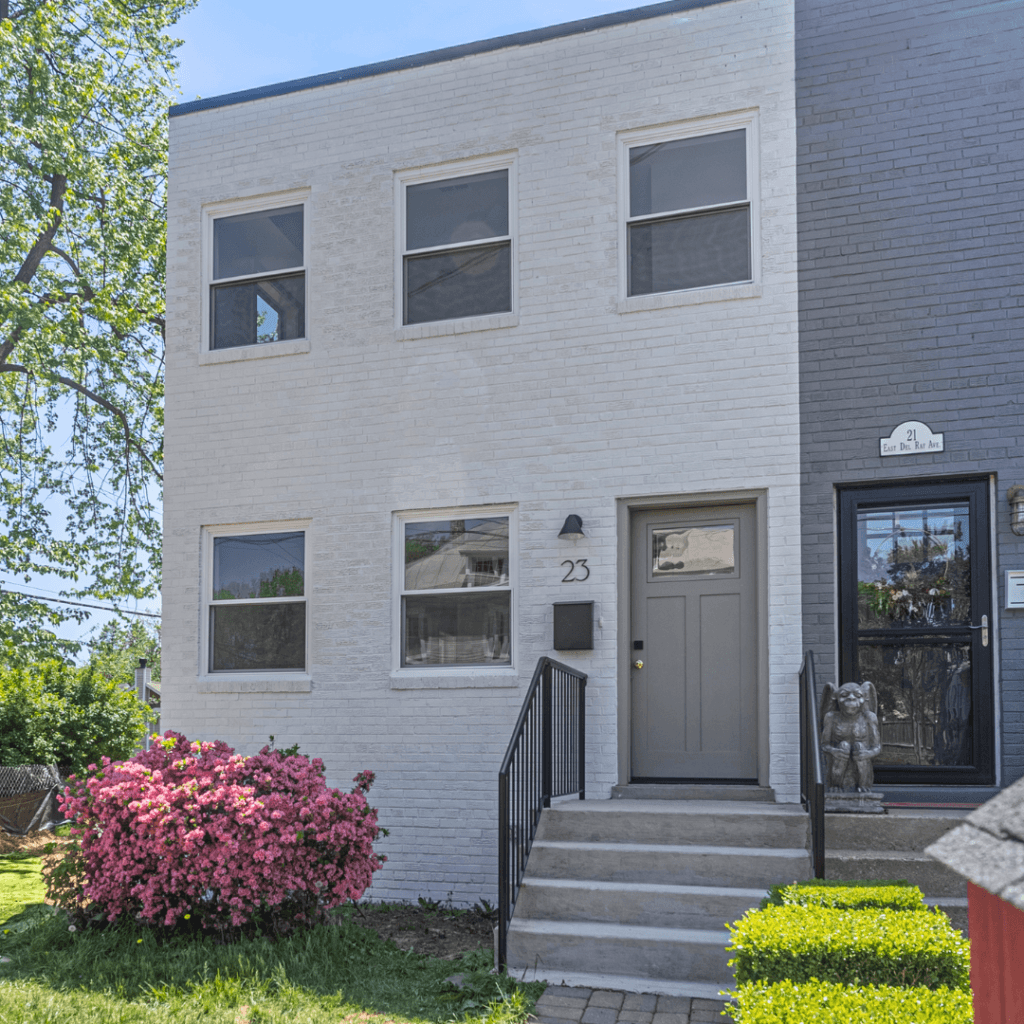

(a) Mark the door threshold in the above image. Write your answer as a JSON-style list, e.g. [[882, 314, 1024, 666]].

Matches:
[[612, 782, 775, 802]]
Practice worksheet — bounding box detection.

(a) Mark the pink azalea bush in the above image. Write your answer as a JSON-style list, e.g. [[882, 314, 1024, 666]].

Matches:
[[45, 732, 385, 933]]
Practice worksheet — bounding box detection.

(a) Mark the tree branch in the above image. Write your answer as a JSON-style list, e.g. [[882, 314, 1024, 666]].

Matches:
[[0, 362, 163, 482], [14, 174, 67, 286]]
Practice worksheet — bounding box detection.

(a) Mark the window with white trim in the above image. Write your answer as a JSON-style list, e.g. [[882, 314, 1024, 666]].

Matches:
[[401, 166, 512, 325], [399, 515, 512, 667], [207, 529, 306, 672], [209, 203, 306, 349], [626, 128, 751, 295]]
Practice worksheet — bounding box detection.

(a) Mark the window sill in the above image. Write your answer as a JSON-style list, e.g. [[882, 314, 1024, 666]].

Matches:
[[390, 668, 519, 690], [199, 338, 311, 366], [617, 281, 762, 314], [396, 312, 518, 342], [197, 675, 312, 693]]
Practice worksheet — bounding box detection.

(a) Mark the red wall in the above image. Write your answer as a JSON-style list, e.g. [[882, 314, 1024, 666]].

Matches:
[[969, 881, 1024, 1023]]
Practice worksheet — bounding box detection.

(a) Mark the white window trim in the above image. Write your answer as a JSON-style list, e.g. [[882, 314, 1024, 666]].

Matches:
[[394, 153, 518, 334], [391, 503, 518, 684], [617, 111, 761, 310], [199, 188, 311, 364], [198, 519, 312, 690]]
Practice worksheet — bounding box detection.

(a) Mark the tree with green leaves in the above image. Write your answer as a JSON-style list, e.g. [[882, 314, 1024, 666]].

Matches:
[[0, 658, 149, 772], [0, 0, 194, 663], [87, 617, 160, 689]]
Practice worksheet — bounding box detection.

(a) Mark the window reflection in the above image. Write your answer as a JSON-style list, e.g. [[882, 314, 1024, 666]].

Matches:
[[859, 644, 972, 767], [856, 505, 970, 628]]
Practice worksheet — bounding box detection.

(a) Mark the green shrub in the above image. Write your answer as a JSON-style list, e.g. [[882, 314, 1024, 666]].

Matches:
[[724, 980, 972, 1023], [760, 881, 925, 912], [0, 660, 149, 773], [727, 905, 969, 991]]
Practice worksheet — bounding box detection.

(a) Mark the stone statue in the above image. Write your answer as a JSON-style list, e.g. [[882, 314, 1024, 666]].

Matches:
[[819, 681, 884, 811]]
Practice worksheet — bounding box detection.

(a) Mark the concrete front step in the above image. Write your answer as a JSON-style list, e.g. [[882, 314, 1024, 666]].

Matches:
[[515, 878, 765, 930], [537, 799, 809, 848], [529, 839, 811, 888], [506, 918, 733, 984], [825, 849, 967, 897], [826, 808, 968, 851]]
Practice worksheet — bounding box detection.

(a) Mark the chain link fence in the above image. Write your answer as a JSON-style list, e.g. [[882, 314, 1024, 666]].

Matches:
[[0, 765, 68, 835]]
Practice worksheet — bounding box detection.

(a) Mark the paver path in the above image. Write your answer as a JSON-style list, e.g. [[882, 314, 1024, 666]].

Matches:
[[530, 986, 729, 1024]]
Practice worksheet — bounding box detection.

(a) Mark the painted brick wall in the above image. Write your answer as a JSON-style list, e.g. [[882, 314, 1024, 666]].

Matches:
[[165, 0, 799, 904], [797, 0, 1024, 786]]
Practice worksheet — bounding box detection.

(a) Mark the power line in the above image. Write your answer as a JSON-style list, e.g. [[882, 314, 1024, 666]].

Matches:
[[1, 587, 161, 619]]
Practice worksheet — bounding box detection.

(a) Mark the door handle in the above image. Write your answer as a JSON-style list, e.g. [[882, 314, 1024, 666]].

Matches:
[[969, 615, 989, 647], [633, 660, 644, 670]]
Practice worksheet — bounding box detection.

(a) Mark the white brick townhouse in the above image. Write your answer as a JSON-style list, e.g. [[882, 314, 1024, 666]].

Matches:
[[164, 0, 799, 905]]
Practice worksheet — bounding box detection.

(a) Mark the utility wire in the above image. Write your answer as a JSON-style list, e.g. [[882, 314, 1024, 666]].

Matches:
[[1, 587, 161, 619]]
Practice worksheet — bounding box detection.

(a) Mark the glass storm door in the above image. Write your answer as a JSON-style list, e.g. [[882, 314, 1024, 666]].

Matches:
[[838, 479, 994, 786]]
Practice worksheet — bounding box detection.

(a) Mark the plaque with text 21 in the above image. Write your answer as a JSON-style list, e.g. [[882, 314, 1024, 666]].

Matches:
[[880, 420, 944, 456]]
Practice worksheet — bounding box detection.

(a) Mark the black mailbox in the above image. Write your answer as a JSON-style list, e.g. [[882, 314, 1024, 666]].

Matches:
[[553, 601, 594, 651]]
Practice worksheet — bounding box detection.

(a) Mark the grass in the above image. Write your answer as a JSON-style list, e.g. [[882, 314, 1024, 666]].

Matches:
[[0, 853, 47, 926], [0, 857, 543, 1024]]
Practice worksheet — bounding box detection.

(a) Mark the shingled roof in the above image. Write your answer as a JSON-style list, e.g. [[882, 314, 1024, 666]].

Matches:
[[926, 775, 1024, 911]]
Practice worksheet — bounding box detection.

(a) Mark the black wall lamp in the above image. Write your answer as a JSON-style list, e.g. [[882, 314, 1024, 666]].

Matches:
[[1009, 486, 1024, 536], [558, 514, 585, 539]]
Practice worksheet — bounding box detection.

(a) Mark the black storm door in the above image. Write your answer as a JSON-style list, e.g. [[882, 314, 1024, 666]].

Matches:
[[838, 479, 994, 786]]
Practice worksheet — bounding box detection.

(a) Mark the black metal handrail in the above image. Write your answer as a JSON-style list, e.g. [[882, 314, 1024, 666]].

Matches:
[[497, 657, 587, 971], [799, 650, 825, 879]]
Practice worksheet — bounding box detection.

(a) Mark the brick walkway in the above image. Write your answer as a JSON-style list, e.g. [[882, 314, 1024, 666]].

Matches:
[[529, 987, 729, 1024]]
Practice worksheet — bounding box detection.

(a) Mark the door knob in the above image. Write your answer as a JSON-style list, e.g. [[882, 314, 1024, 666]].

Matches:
[[633, 660, 644, 669]]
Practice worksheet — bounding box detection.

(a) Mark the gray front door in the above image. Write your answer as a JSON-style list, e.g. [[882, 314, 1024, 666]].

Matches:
[[630, 504, 758, 780]]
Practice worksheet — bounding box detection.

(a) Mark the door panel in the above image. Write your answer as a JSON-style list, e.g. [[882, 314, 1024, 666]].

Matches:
[[631, 504, 757, 780], [838, 479, 994, 786]]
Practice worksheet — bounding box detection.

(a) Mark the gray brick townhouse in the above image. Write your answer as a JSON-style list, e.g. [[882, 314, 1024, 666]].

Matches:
[[797, 0, 1024, 802]]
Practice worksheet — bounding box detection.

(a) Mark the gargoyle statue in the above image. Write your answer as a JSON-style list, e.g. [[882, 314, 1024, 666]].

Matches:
[[820, 681, 883, 792]]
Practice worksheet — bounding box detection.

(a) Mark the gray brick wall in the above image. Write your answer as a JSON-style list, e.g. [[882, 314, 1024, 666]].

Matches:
[[797, 0, 1024, 786]]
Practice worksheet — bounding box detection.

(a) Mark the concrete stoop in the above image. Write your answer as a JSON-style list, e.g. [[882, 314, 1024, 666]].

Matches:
[[506, 797, 971, 994], [505, 798, 810, 995], [824, 807, 971, 933]]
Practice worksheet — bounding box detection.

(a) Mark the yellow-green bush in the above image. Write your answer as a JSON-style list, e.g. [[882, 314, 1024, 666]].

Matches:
[[724, 979, 972, 1023], [727, 905, 969, 991], [760, 881, 926, 912]]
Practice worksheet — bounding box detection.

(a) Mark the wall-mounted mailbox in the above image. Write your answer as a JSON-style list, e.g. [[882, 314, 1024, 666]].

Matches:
[[553, 601, 594, 651], [1007, 571, 1024, 609]]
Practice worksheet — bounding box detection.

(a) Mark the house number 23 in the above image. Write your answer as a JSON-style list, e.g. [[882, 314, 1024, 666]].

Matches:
[[561, 559, 590, 582]]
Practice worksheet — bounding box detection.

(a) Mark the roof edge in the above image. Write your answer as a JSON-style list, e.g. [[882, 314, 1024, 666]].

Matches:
[[169, 0, 730, 117]]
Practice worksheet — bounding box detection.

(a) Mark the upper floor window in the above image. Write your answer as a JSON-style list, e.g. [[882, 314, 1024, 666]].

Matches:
[[206, 527, 306, 672], [626, 127, 752, 296], [400, 162, 513, 326], [209, 203, 306, 349]]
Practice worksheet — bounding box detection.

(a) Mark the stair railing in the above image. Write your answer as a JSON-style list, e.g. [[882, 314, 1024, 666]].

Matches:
[[800, 650, 826, 878], [497, 657, 587, 971]]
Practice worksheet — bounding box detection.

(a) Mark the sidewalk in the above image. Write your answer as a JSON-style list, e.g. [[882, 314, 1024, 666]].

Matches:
[[529, 986, 729, 1024]]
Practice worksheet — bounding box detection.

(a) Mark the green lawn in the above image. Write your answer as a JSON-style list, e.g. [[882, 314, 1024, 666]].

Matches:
[[0, 853, 47, 927], [0, 855, 542, 1024]]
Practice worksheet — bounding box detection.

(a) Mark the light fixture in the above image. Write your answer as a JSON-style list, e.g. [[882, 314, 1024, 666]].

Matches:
[[1009, 486, 1024, 536], [558, 514, 585, 539]]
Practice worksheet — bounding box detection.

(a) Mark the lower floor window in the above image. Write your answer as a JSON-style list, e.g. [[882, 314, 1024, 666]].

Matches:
[[207, 528, 306, 672], [399, 514, 512, 667]]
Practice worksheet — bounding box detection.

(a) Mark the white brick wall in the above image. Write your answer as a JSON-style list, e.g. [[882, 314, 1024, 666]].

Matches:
[[165, 0, 800, 904]]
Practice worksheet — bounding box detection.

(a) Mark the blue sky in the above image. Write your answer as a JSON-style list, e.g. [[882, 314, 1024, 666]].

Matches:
[[172, 0, 626, 103]]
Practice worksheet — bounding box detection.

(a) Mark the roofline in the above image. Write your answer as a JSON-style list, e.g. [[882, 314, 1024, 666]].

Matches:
[[169, 0, 733, 117]]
